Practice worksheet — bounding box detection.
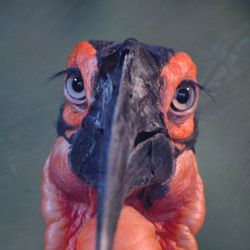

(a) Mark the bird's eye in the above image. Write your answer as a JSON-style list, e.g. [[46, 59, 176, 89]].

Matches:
[[170, 81, 197, 114], [64, 72, 86, 104]]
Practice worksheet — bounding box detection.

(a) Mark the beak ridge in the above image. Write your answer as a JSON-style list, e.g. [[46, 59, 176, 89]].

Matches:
[[96, 41, 174, 250]]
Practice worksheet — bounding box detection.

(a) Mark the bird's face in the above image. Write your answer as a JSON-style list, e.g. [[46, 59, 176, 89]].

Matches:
[[42, 38, 203, 250]]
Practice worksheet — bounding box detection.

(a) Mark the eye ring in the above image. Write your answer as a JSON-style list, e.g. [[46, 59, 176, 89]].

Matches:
[[64, 70, 86, 105], [170, 80, 198, 115]]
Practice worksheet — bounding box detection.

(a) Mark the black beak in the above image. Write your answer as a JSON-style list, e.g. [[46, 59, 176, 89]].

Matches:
[[69, 39, 174, 250], [96, 39, 174, 250]]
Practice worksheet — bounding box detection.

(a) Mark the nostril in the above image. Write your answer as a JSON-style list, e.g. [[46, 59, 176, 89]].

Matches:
[[134, 130, 161, 147]]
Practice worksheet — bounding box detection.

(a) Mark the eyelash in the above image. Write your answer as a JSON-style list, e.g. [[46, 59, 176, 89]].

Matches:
[[194, 82, 214, 101], [49, 67, 82, 80]]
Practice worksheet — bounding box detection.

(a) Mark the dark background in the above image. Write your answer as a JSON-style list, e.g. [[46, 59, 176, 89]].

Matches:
[[0, 0, 249, 249]]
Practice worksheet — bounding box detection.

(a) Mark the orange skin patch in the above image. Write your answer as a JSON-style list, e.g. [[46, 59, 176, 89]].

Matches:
[[63, 103, 85, 128], [42, 43, 205, 250], [161, 52, 198, 140]]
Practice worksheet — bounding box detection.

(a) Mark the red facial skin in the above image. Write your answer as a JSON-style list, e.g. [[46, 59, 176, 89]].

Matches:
[[42, 41, 98, 250], [42, 41, 206, 250]]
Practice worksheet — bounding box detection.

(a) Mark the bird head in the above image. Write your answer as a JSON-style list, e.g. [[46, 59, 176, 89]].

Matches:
[[42, 38, 204, 250]]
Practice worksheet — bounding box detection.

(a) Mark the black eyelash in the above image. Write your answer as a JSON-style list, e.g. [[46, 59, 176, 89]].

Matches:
[[194, 82, 215, 102], [179, 80, 215, 102], [48, 67, 82, 81]]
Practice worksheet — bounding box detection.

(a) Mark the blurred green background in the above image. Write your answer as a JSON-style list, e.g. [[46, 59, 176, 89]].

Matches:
[[0, 0, 249, 249]]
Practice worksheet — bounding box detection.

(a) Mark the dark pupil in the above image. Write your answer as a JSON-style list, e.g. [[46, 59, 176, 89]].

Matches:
[[72, 77, 84, 92], [176, 88, 190, 104]]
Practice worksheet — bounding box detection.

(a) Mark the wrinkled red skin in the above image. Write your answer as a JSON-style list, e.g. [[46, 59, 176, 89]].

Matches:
[[42, 41, 206, 250], [42, 137, 97, 250]]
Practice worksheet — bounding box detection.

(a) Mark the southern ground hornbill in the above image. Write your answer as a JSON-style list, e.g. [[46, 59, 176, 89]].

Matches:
[[42, 38, 206, 250]]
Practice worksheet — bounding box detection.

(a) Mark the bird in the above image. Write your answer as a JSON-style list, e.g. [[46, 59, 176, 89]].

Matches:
[[41, 38, 206, 250]]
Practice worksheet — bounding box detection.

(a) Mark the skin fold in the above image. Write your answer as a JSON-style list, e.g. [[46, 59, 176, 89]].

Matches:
[[42, 39, 206, 250]]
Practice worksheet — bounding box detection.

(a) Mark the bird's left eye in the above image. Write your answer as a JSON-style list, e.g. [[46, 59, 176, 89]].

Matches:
[[64, 72, 86, 104], [170, 80, 197, 114]]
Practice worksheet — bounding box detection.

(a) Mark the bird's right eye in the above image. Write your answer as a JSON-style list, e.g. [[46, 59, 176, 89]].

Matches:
[[64, 70, 86, 105]]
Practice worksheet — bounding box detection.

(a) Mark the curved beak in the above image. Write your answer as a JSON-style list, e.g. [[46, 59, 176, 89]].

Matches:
[[95, 40, 174, 250]]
